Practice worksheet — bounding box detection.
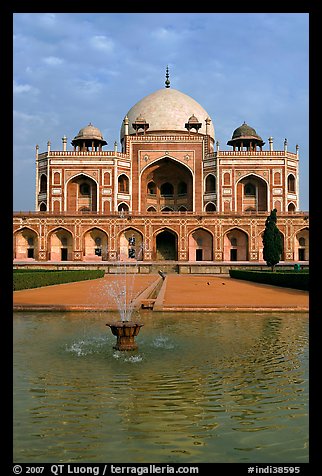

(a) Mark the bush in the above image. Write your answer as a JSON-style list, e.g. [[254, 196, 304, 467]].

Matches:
[[13, 269, 105, 291], [229, 269, 309, 291]]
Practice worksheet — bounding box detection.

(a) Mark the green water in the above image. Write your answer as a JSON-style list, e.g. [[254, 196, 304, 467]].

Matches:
[[13, 312, 309, 463]]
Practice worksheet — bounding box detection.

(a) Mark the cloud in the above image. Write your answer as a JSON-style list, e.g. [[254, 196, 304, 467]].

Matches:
[[43, 56, 64, 66], [13, 81, 39, 95], [90, 35, 114, 52]]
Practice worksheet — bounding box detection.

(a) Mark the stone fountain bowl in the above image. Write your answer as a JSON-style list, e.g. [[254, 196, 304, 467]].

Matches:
[[106, 321, 144, 351]]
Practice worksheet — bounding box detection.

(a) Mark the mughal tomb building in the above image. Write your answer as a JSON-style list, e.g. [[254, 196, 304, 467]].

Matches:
[[13, 69, 309, 269]]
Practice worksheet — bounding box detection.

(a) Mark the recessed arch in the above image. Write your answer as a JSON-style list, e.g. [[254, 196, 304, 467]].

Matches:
[[236, 173, 268, 212], [118, 174, 130, 193], [140, 156, 193, 212], [82, 227, 108, 261], [118, 227, 144, 261], [39, 174, 47, 193], [287, 174, 296, 193], [205, 202, 216, 212], [154, 227, 178, 261], [161, 206, 174, 212], [118, 202, 129, 212], [188, 227, 213, 261], [205, 173, 216, 193], [294, 227, 309, 261], [14, 227, 39, 260], [223, 227, 249, 261], [47, 227, 73, 261], [65, 173, 98, 212], [288, 202, 296, 212]]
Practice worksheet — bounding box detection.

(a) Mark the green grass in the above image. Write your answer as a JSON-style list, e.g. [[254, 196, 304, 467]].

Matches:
[[13, 269, 105, 291]]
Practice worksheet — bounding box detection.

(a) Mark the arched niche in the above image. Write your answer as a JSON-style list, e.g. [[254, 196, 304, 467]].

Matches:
[[295, 228, 309, 261], [155, 229, 178, 261], [223, 228, 249, 261], [236, 174, 268, 212], [83, 228, 108, 261], [14, 227, 38, 260], [66, 174, 97, 212], [119, 228, 144, 261], [48, 227, 73, 261], [188, 228, 213, 261], [140, 157, 193, 212]]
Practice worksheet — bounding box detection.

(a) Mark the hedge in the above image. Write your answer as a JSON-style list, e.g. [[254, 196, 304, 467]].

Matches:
[[229, 269, 309, 291], [13, 269, 105, 291]]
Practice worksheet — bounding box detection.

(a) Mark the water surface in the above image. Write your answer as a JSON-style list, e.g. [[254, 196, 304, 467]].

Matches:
[[13, 311, 309, 463]]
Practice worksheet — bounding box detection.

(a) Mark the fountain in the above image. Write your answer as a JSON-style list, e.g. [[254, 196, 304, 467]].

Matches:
[[105, 238, 144, 351]]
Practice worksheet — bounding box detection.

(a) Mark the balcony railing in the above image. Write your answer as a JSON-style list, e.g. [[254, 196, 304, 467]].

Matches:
[[13, 210, 309, 218]]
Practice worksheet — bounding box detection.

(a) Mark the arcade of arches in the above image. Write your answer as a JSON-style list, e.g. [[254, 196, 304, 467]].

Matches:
[[13, 225, 309, 262]]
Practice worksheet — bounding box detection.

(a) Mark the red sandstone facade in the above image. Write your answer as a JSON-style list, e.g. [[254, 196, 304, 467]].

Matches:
[[13, 81, 309, 264]]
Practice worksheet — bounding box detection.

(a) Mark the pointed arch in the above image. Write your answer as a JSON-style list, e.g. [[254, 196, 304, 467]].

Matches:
[[294, 227, 309, 261], [205, 173, 216, 193], [236, 173, 268, 212], [140, 156, 193, 212], [14, 227, 39, 260], [118, 174, 130, 193], [223, 227, 249, 261], [188, 227, 213, 261], [47, 227, 74, 261], [65, 173, 98, 212], [287, 174, 296, 193], [118, 227, 144, 261], [82, 227, 108, 261], [153, 227, 178, 261]]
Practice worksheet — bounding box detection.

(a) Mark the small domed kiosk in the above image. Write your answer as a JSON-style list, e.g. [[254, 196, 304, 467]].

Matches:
[[71, 123, 107, 151], [227, 122, 265, 151]]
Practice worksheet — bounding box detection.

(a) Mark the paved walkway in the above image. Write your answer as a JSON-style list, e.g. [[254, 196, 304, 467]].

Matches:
[[13, 274, 308, 312]]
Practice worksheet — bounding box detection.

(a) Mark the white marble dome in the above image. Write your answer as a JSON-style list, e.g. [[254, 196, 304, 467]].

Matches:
[[120, 88, 215, 141]]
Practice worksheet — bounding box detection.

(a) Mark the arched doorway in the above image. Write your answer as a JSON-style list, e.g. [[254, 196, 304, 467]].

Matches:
[[188, 228, 213, 261], [49, 228, 73, 261], [119, 228, 144, 261], [295, 228, 309, 261], [83, 228, 108, 261], [155, 230, 177, 260], [224, 228, 249, 261], [14, 228, 38, 260]]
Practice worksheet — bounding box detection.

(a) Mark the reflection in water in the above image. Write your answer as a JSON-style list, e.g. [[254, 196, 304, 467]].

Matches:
[[13, 312, 308, 463]]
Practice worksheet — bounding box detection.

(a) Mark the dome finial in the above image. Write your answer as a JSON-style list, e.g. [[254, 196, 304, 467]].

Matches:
[[165, 65, 170, 88]]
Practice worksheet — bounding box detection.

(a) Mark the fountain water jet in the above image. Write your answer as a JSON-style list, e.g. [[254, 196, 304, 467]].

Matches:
[[106, 242, 144, 351]]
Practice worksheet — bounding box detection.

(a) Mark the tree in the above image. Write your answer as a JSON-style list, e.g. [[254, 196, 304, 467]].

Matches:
[[262, 209, 283, 271]]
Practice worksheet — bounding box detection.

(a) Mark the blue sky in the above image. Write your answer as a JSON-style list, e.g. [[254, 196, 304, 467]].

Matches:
[[13, 12, 309, 211]]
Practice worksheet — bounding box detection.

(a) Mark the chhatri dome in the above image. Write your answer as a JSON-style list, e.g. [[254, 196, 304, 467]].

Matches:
[[72, 123, 107, 146], [120, 67, 215, 141]]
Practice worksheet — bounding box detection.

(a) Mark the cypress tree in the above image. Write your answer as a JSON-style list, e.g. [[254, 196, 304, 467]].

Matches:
[[262, 208, 283, 271]]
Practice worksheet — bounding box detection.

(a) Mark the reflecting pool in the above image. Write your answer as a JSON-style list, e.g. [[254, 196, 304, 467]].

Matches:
[[13, 312, 309, 463]]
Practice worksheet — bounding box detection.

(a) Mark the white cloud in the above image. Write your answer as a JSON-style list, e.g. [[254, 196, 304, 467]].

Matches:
[[152, 26, 183, 42], [13, 81, 39, 95], [13, 110, 42, 123], [90, 35, 114, 52], [43, 56, 64, 66]]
